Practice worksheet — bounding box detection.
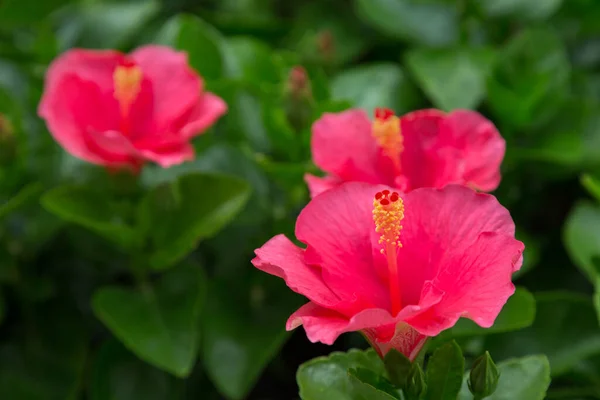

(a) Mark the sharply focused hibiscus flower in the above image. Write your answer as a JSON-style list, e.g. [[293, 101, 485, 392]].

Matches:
[[252, 182, 523, 359], [38, 45, 226, 171], [305, 108, 505, 197]]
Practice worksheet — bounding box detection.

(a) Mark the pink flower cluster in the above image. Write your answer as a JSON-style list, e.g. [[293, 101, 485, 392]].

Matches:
[[39, 45, 522, 360]]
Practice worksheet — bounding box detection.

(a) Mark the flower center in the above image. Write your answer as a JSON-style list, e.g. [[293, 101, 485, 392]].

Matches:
[[372, 108, 403, 174], [373, 189, 404, 315], [113, 60, 142, 133]]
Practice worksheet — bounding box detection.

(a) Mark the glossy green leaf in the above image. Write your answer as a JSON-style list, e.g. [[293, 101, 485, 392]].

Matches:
[[564, 201, 600, 283], [442, 287, 536, 338], [138, 172, 250, 270], [383, 349, 412, 388], [297, 348, 387, 400], [458, 355, 550, 400], [89, 339, 178, 400], [41, 185, 137, 249], [348, 368, 401, 399], [425, 341, 464, 400], [155, 14, 225, 80], [406, 47, 496, 111], [92, 263, 205, 377], [331, 63, 419, 115], [202, 274, 301, 400], [353, 0, 458, 46], [484, 292, 600, 376]]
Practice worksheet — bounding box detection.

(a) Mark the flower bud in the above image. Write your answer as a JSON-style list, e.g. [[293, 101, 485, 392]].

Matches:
[[405, 363, 427, 399], [468, 351, 499, 399]]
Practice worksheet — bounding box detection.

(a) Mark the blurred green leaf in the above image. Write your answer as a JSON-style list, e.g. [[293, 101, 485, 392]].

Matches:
[[353, 0, 458, 46], [154, 14, 225, 80], [285, 2, 369, 67], [480, 0, 563, 20], [486, 27, 570, 129], [297, 348, 387, 400], [459, 355, 550, 400], [55, 1, 160, 50], [564, 201, 600, 283], [331, 63, 419, 115], [406, 47, 496, 111], [485, 292, 600, 376], [202, 274, 301, 400], [0, 0, 72, 25], [41, 185, 137, 249], [138, 172, 250, 270], [0, 303, 88, 400], [92, 263, 205, 378], [425, 341, 464, 400], [348, 368, 401, 399], [0, 182, 42, 221], [441, 287, 536, 338], [90, 339, 178, 400], [227, 37, 281, 84], [581, 174, 600, 203]]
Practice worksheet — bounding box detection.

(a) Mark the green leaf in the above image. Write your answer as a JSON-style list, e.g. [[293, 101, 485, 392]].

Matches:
[[405, 47, 496, 111], [425, 341, 464, 400], [41, 185, 137, 249], [55, 1, 160, 50], [297, 348, 387, 400], [484, 292, 600, 376], [486, 27, 570, 129], [383, 349, 412, 388], [564, 201, 600, 283], [458, 355, 550, 400], [353, 0, 458, 46], [154, 14, 225, 80], [92, 263, 205, 377], [89, 339, 178, 400], [138, 172, 251, 270], [331, 63, 419, 115], [227, 37, 281, 84], [442, 287, 536, 338], [348, 368, 401, 399], [202, 274, 301, 400], [480, 0, 563, 20], [581, 174, 600, 203]]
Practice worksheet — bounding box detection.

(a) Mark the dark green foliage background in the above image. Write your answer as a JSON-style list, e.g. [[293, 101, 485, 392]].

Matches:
[[0, 0, 599, 398]]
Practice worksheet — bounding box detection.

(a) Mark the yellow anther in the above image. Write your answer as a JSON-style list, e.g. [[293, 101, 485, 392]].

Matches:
[[113, 63, 142, 116], [372, 108, 403, 166], [372, 190, 404, 254]]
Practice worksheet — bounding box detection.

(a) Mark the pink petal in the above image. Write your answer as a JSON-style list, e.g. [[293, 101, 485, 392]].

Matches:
[[394, 184, 517, 307], [130, 45, 202, 129], [405, 232, 523, 336], [137, 141, 195, 168], [38, 74, 121, 165], [39, 49, 124, 102], [398, 109, 448, 190], [287, 302, 396, 345], [85, 129, 141, 168], [252, 234, 341, 307], [438, 110, 505, 191], [311, 109, 393, 184], [295, 182, 391, 311], [304, 174, 341, 198], [175, 92, 227, 139]]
